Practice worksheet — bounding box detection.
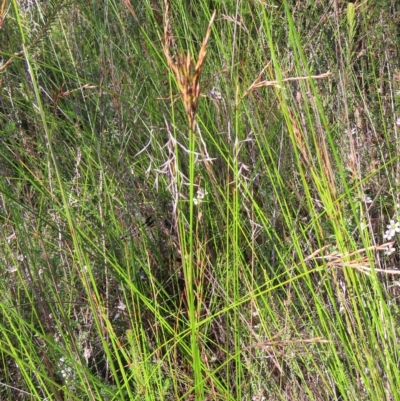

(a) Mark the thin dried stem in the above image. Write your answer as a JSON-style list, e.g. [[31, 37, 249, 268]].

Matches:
[[242, 70, 331, 101]]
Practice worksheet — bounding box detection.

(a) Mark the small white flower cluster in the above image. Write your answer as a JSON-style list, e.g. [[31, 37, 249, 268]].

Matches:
[[383, 220, 400, 241], [383, 204, 400, 255], [193, 187, 207, 206]]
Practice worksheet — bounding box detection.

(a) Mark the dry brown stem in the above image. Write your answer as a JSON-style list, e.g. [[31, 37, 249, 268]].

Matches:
[[308, 242, 399, 276], [121, 0, 140, 25], [242, 70, 331, 101]]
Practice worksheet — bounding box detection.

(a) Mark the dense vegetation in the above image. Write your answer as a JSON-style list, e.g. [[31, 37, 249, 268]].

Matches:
[[0, 0, 400, 399]]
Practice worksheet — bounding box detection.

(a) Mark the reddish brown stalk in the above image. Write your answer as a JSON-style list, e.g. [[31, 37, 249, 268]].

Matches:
[[163, 0, 216, 132], [121, 0, 140, 25]]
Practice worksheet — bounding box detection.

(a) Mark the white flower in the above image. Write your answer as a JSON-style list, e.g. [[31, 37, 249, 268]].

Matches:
[[193, 187, 207, 206], [385, 220, 400, 239], [209, 88, 222, 100], [385, 247, 396, 256], [384, 231, 393, 240], [196, 187, 207, 199], [117, 300, 126, 311]]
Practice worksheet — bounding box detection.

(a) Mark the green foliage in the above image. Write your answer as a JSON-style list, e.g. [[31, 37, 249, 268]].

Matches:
[[0, 0, 399, 400]]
